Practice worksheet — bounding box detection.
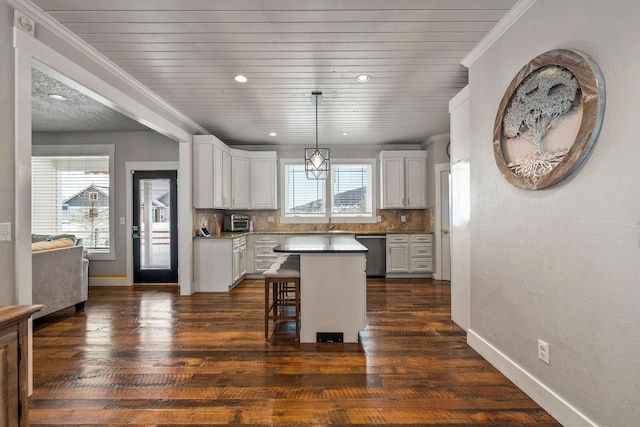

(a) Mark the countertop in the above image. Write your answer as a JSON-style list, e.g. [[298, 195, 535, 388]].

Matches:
[[274, 235, 368, 253], [194, 230, 432, 240]]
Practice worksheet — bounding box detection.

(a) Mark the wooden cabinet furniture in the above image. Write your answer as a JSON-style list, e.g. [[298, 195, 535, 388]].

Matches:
[[231, 152, 250, 209], [386, 234, 433, 277], [194, 236, 246, 292], [193, 135, 231, 209], [379, 150, 427, 209], [252, 234, 281, 275], [386, 234, 410, 273], [250, 155, 278, 209], [409, 234, 433, 273], [193, 135, 277, 210], [0, 305, 43, 427]]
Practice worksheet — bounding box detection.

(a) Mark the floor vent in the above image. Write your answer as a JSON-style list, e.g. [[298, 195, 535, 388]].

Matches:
[[317, 332, 343, 343]]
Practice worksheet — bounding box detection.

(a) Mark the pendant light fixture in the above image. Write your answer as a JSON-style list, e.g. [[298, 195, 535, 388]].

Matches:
[[305, 91, 330, 179]]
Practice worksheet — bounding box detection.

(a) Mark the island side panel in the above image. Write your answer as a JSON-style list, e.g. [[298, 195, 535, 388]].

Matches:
[[299, 253, 366, 343]]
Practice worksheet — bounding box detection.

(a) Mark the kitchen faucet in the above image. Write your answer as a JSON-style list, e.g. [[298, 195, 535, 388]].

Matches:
[[328, 216, 336, 231]]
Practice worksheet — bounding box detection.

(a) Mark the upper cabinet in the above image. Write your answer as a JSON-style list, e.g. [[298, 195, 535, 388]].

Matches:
[[379, 150, 427, 209], [231, 151, 250, 209], [193, 136, 277, 210], [193, 135, 231, 209], [250, 154, 278, 209]]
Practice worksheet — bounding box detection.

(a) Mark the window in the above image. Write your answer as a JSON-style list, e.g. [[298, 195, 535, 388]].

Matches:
[[281, 159, 375, 223], [32, 145, 115, 259], [331, 164, 373, 216]]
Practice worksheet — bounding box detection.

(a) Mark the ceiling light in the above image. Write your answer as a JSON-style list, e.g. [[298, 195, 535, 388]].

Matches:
[[234, 74, 248, 83], [48, 93, 67, 101], [356, 74, 371, 82], [343, 132, 349, 136], [269, 132, 277, 137], [305, 91, 330, 180]]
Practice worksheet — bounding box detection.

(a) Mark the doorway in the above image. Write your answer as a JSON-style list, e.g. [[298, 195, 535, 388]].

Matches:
[[132, 170, 178, 283], [434, 163, 451, 281]]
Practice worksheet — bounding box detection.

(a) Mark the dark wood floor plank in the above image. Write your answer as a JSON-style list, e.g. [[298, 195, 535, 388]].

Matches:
[[30, 279, 560, 425]]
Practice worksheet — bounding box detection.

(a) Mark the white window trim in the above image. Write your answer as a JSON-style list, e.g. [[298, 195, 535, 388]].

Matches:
[[32, 144, 116, 261], [279, 157, 377, 224]]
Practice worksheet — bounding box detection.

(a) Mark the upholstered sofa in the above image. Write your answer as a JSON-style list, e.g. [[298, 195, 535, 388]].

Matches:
[[32, 235, 88, 319]]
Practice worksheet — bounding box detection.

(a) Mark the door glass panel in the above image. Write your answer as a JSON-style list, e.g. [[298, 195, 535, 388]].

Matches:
[[138, 178, 171, 270]]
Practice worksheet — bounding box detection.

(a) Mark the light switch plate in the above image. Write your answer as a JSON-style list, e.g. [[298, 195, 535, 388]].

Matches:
[[0, 222, 11, 242]]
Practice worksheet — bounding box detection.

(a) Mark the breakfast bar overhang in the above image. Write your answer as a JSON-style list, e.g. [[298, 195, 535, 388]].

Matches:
[[274, 235, 368, 343]]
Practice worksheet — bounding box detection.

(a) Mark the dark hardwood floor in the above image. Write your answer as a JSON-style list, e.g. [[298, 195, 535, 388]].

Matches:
[[30, 279, 560, 426]]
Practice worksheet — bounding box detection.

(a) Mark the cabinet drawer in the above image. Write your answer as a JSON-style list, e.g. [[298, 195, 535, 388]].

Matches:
[[410, 243, 432, 258], [410, 234, 432, 243], [254, 235, 278, 244], [255, 259, 279, 273], [410, 258, 433, 272], [387, 234, 409, 243], [255, 244, 277, 257]]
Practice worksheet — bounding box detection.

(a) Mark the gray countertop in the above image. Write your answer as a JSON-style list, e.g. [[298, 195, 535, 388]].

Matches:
[[274, 235, 368, 253]]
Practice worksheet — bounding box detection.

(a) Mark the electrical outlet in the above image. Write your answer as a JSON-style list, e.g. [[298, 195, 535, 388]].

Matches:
[[538, 339, 550, 365], [376, 215, 382, 223], [268, 216, 274, 223], [0, 222, 11, 242], [400, 215, 406, 223]]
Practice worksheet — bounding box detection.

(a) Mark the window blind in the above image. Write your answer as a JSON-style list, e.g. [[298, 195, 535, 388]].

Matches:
[[32, 155, 110, 250], [331, 164, 372, 215], [285, 164, 325, 215]]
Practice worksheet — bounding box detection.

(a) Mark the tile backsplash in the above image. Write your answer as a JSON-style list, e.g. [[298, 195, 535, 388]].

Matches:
[[194, 208, 433, 236]]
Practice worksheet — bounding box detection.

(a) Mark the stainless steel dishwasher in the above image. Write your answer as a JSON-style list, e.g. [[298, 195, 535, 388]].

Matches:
[[355, 234, 386, 277]]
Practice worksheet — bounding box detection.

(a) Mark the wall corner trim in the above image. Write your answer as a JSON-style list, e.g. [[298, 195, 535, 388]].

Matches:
[[461, 0, 538, 68], [467, 329, 598, 427], [7, 0, 208, 136]]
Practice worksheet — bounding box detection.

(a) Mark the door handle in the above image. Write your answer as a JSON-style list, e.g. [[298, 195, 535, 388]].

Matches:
[[442, 229, 449, 234]]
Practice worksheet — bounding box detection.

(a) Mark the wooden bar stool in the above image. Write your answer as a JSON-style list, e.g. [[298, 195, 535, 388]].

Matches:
[[264, 261, 300, 341]]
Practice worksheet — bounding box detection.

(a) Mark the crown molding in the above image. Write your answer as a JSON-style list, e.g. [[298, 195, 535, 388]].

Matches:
[[461, 0, 538, 68], [8, 0, 208, 136]]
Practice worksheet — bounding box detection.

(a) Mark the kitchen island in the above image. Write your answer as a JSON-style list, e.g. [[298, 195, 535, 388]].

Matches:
[[274, 235, 367, 343]]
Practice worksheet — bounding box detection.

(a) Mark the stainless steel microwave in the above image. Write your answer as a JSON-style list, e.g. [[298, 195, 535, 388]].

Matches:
[[223, 214, 249, 232]]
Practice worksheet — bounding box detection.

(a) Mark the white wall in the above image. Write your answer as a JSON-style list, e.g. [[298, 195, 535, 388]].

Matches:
[[33, 131, 179, 278], [0, 3, 16, 305], [466, 0, 640, 425], [449, 87, 470, 331]]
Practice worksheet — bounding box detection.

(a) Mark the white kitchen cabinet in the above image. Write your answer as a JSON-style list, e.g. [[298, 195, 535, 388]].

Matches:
[[409, 234, 433, 273], [192, 135, 231, 209], [215, 145, 231, 208], [252, 234, 280, 275], [386, 234, 410, 273], [379, 151, 427, 209], [231, 152, 250, 209], [250, 155, 277, 209], [194, 236, 246, 292], [386, 233, 433, 276], [193, 141, 213, 208]]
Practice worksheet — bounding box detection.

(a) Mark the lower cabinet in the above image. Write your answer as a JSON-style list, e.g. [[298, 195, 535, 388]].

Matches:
[[386, 235, 410, 273], [386, 233, 433, 277], [194, 236, 246, 292], [0, 305, 43, 427]]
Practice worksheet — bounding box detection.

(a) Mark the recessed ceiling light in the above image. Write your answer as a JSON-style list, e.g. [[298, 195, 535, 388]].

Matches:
[[356, 74, 371, 82], [269, 132, 277, 137], [343, 132, 349, 136], [48, 93, 67, 101], [234, 74, 248, 83]]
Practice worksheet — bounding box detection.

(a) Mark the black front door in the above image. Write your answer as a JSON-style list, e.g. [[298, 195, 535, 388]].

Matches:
[[132, 170, 178, 283]]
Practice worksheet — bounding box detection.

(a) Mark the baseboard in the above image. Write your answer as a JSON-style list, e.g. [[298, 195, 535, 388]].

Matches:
[[88, 276, 131, 287], [467, 329, 597, 427]]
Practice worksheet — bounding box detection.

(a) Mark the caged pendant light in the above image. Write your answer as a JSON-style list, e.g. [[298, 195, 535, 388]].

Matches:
[[305, 91, 330, 179]]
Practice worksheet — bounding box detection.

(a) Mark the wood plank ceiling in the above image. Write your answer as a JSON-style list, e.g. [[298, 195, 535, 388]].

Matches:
[[31, 0, 518, 146]]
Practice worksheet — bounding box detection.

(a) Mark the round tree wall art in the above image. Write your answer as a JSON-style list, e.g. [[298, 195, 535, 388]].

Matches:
[[493, 49, 605, 190]]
